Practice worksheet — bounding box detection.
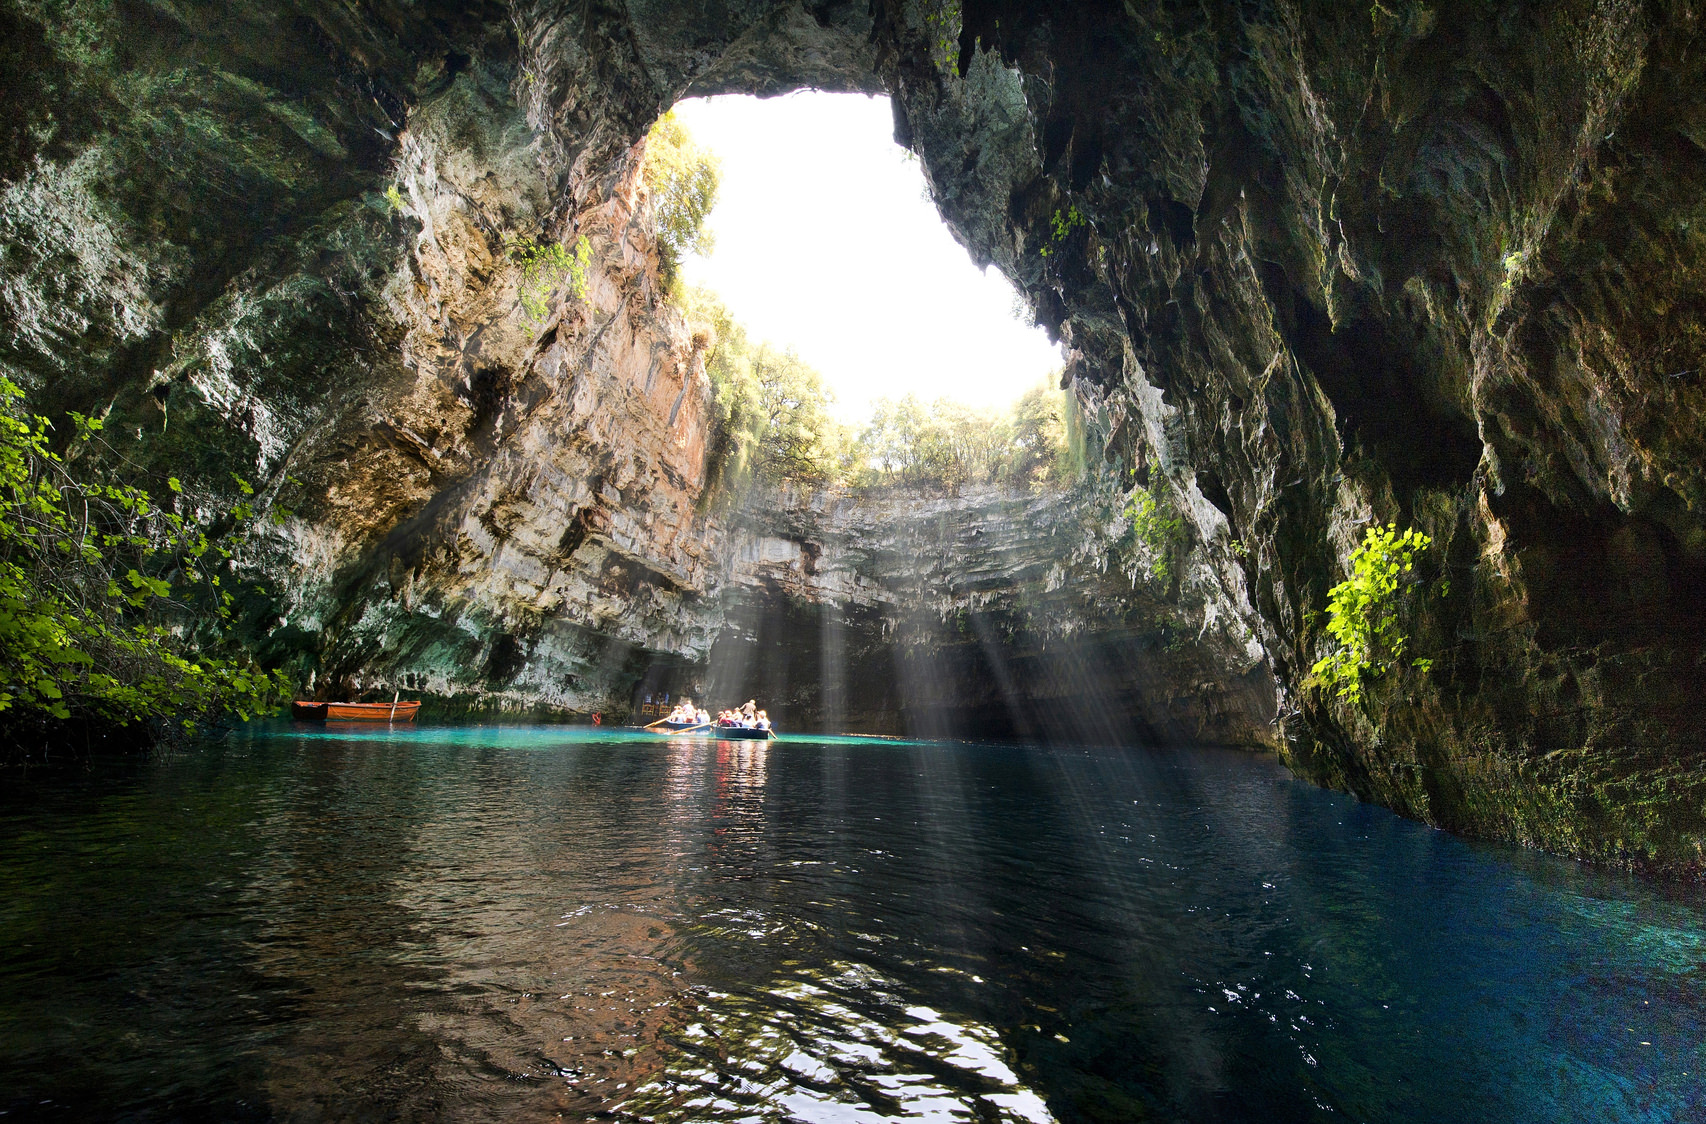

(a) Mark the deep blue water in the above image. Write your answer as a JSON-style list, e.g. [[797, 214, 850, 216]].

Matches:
[[1, 724, 1703, 1122]]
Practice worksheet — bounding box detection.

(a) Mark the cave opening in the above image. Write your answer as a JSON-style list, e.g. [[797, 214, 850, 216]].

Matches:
[[623, 90, 1193, 742], [663, 91, 1058, 425]]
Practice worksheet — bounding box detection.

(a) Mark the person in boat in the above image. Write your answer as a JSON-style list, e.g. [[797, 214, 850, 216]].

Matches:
[[695, 706, 710, 725], [756, 710, 771, 731]]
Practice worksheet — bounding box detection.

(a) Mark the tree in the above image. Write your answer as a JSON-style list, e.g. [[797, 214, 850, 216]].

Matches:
[[680, 292, 1079, 499], [0, 378, 289, 748], [750, 345, 845, 485], [1008, 382, 1066, 485], [857, 396, 929, 485], [641, 110, 720, 283], [853, 379, 1077, 494], [679, 288, 844, 502]]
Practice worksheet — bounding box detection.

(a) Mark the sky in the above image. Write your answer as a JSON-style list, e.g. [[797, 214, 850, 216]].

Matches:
[[671, 92, 1062, 423]]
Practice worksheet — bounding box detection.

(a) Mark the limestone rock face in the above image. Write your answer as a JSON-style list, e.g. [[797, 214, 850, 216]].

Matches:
[[279, 92, 729, 713], [913, 0, 1706, 871], [710, 483, 1275, 745], [3, 0, 731, 713], [5, 0, 1705, 867]]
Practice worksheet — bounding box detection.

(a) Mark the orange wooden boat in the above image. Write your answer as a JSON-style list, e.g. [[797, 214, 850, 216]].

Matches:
[[291, 700, 420, 722]]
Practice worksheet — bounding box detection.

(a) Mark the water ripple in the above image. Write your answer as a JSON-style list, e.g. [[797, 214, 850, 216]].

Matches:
[[0, 727, 1703, 1122]]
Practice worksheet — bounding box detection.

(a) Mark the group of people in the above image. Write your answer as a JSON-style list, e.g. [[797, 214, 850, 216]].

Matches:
[[715, 700, 771, 731], [658, 697, 771, 731], [661, 699, 710, 726]]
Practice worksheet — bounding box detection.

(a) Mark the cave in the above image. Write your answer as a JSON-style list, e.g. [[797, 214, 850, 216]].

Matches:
[[2, 0, 1704, 862], [5, 1, 1706, 1114]]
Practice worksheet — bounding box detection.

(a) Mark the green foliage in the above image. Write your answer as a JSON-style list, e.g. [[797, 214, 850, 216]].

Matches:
[[508, 234, 591, 323], [680, 287, 760, 503], [680, 286, 1079, 501], [1039, 205, 1086, 258], [0, 379, 289, 739], [1369, 0, 1399, 36], [750, 345, 846, 485], [918, 0, 962, 72], [1311, 523, 1433, 704], [681, 288, 846, 504], [383, 184, 406, 213], [1122, 478, 1186, 586], [858, 396, 986, 492], [855, 382, 1080, 494], [1010, 382, 1084, 486], [642, 111, 720, 283], [1500, 248, 1528, 292], [1050, 205, 1086, 242]]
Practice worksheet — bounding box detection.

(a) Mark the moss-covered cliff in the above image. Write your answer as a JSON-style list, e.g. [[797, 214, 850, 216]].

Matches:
[[4, 0, 1704, 869]]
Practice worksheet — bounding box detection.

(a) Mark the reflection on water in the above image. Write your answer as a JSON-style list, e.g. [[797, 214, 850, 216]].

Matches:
[[1, 725, 1704, 1122], [625, 962, 1054, 1124]]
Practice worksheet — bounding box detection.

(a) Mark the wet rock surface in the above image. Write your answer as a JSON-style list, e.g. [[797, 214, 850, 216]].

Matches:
[[710, 483, 1275, 745], [4, 0, 1704, 867], [920, 0, 1706, 870]]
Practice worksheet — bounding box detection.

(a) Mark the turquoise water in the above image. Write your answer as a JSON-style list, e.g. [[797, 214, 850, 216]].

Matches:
[[1, 723, 1703, 1121]]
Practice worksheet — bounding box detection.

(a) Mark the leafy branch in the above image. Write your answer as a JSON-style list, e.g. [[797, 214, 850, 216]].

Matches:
[[1039, 205, 1086, 258], [0, 379, 289, 739], [1122, 478, 1186, 586], [508, 234, 591, 322], [1311, 523, 1433, 705], [642, 111, 720, 284]]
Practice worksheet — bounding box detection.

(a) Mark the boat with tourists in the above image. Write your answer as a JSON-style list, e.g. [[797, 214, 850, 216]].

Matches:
[[292, 696, 420, 722], [710, 723, 775, 740], [641, 697, 777, 739]]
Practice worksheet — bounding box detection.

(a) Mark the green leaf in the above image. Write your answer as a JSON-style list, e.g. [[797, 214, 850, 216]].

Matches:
[[1314, 523, 1433, 703]]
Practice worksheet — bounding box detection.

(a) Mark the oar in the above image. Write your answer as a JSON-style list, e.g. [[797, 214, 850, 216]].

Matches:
[[666, 722, 713, 736], [642, 717, 673, 730]]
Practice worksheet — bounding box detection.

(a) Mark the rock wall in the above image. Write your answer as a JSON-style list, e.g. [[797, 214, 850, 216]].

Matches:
[[6, 0, 1706, 868], [2, 0, 734, 714], [908, 0, 1706, 871], [706, 484, 1275, 744]]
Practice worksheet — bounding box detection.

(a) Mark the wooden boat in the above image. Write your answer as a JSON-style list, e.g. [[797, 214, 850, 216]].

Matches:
[[292, 700, 420, 722], [712, 724, 775, 740], [649, 719, 706, 732]]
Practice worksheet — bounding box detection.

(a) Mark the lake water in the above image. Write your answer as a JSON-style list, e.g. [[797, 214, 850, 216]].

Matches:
[[2, 724, 1703, 1122]]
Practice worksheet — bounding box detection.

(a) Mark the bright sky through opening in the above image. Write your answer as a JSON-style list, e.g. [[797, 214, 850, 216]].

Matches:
[[672, 92, 1062, 423]]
